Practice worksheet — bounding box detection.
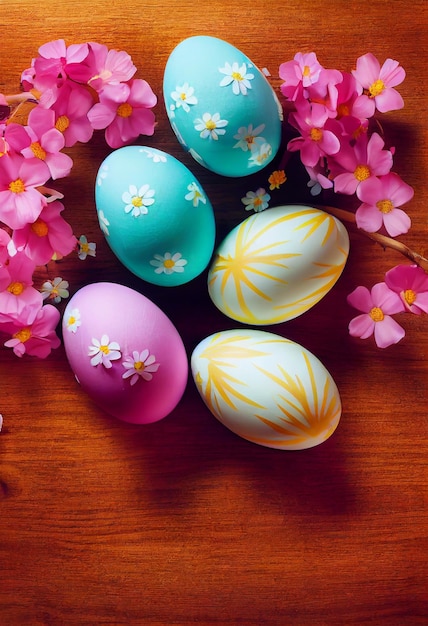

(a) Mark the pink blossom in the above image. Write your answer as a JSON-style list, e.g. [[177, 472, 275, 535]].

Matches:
[[347, 283, 405, 348], [1, 122, 31, 154], [50, 82, 94, 147], [305, 68, 343, 118], [0, 153, 48, 229], [33, 39, 89, 91], [279, 52, 323, 100], [352, 53, 405, 115], [384, 265, 428, 314], [2, 303, 61, 358], [287, 99, 340, 167], [304, 162, 334, 195], [0, 251, 42, 324], [20, 106, 73, 180], [331, 132, 393, 196], [67, 42, 136, 92], [12, 200, 77, 265], [355, 172, 413, 236], [87, 79, 157, 148]]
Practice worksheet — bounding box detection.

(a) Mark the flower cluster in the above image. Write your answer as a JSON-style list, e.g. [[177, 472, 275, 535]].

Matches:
[[0, 39, 157, 357], [271, 51, 426, 348]]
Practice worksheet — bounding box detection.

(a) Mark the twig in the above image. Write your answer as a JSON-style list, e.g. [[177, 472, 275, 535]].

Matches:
[[317, 204, 428, 273]]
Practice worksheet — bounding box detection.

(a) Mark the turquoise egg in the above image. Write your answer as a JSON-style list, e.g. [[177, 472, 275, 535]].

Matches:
[[163, 35, 283, 177], [95, 146, 216, 286]]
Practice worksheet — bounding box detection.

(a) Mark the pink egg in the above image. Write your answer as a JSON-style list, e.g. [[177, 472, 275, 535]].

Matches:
[[62, 282, 188, 424]]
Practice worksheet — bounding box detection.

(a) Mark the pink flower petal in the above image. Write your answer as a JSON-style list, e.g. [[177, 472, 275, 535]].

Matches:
[[373, 316, 405, 348], [347, 285, 373, 312], [349, 313, 375, 339]]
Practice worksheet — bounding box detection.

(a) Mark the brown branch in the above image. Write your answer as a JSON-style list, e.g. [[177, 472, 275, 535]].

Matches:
[[317, 204, 428, 273]]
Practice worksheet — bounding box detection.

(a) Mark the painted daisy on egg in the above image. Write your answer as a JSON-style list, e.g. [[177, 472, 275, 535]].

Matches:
[[65, 308, 81, 333], [122, 349, 160, 385], [233, 123, 266, 152], [194, 113, 228, 140], [219, 61, 254, 95], [150, 252, 188, 275], [185, 182, 206, 207], [88, 334, 121, 368], [78, 235, 96, 260], [249, 142, 272, 167], [122, 184, 155, 217], [171, 82, 198, 112], [41, 277, 69, 303], [140, 149, 167, 163], [98, 210, 110, 236]]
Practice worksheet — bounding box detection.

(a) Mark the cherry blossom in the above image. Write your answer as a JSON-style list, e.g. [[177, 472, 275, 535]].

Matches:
[[67, 41, 136, 92], [87, 79, 157, 148], [352, 53, 405, 115], [355, 172, 413, 236], [347, 283, 405, 348], [2, 303, 61, 358], [287, 99, 340, 167], [384, 265, 428, 315], [279, 52, 323, 100], [0, 251, 42, 323]]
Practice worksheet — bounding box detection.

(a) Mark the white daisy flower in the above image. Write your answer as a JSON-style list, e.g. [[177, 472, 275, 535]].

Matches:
[[185, 182, 206, 207], [219, 61, 255, 95], [194, 113, 228, 140], [171, 82, 198, 112], [78, 235, 96, 260], [122, 184, 155, 217], [98, 210, 110, 236], [140, 149, 167, 163], [150, 252, 188, 275], [233, 123, 266, 152], [248, 142, 273, 167], [41, 277, 69, 303], [65, 308, 81, 334], [88, 335, 121, 368], [241, 188, 271, 213], [122, 349, 160, 386]]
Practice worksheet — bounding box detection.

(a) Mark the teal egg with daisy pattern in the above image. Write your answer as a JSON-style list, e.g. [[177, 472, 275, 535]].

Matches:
[[163, 35, 283, 177], [95, 145, 216, 286]]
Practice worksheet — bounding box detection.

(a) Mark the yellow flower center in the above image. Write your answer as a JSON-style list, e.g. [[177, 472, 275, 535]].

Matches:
[[31, 218, 49, 237], [9, 178, 25, 194], [180, 92, 187, 100], [164, 258, 175, 269], [205, 119, 217, 131], [55, 115, 70, 132], [376, 199, 394, 214], [404, 289, 417, 306], [80, 242, 89, 253], [354, 164, 371, 181], [231, 71, 243, 81], [30, 141, 47, 160], [100, 344, 110, 355], [117, 103, 133, 118], [369, 79, 385, 98], [132, 196, 143, 207], [68, 316, 76, 326], [369, 306, 384, 322], [134, 360, 145, 371], [310, 128, 323, 141], [302, 65, 311, 77], [253, 197, 263, 207], [13, 327, 31, 343], [7, 281, 24, 295]]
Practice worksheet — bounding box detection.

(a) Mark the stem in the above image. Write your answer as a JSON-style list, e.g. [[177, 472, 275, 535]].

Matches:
[[318, 204, 428, 273]]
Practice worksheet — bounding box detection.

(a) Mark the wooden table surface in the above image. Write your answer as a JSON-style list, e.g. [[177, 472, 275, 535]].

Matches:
[[1, 1, 427, 624]]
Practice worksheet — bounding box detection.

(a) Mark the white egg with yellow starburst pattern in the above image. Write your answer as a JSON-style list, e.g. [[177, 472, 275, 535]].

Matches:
[[191, 329, 341, 450], [207, 204, 349, 324]]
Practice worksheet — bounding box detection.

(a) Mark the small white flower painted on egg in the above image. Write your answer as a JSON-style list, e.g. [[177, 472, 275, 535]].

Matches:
[[194, 113, 228, 140], [88, 335, 121, 368], [98, 210, 110, 236], [185, 182, 206, 207], [219, 61, 255, 95], [122, 349, 160, 385], [65, 308, 81, 333], [122, 184, 155, 217], [150, 252, 188, 275], [171, 82, 198, 112]]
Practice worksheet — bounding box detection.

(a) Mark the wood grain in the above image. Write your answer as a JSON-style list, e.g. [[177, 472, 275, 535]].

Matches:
[[1, 1, 427, 624]]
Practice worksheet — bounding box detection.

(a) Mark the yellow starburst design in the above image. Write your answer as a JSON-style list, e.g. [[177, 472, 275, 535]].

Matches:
[[209, 214, 301, 323], [197, 333, 269, 419], [252, 353, 341, 448], [293, 211, 337, 245]]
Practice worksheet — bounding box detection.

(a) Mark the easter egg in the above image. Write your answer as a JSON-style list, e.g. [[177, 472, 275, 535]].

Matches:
[[163, 35, 283, 177], [95, 146, 216, 286], [191, 329, 341, 450], [208, 205, 349, 324], [62, 282, 188, 424]]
